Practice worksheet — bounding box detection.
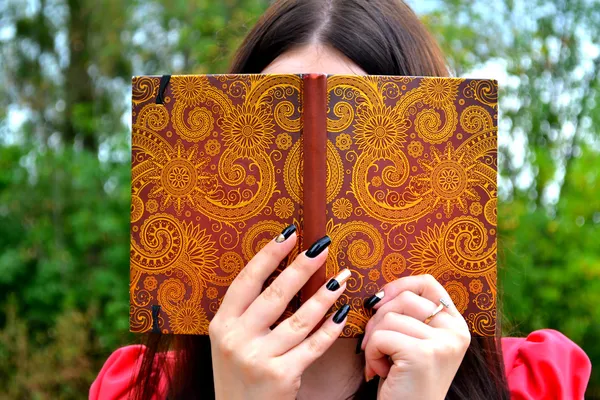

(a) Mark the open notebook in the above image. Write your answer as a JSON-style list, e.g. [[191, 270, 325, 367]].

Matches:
[[129, 74, 498, 337]]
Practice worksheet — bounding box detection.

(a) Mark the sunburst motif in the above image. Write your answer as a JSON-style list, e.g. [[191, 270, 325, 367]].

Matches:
[[222, 104, 275, 157], [420, 78, 462, 108], [182, 220, 219, 284], [354, 105, 408, 158], [407, 224, 449, 278], [148, 140, 218, 215], [169, 299, 209, 334], [171, 75, 210, 106], [411, 142, 480, 216]]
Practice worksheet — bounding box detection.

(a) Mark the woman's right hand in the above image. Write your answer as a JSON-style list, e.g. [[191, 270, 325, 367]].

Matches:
[[208, 225, 352, 400]]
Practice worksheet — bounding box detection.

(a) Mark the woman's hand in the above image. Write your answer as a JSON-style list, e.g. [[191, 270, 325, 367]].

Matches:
[[360, 274, 471, 400], [208, 225, 352, 400]]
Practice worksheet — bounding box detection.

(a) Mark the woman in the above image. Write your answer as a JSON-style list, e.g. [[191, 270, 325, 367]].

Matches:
[[91, 0, 592, 399]]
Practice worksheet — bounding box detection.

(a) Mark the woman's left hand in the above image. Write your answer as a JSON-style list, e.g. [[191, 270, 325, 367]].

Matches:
[[359, 274, 471, 400]]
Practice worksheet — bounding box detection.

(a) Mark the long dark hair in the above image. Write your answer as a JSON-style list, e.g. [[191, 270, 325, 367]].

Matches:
[[132, 1, 510, 399]]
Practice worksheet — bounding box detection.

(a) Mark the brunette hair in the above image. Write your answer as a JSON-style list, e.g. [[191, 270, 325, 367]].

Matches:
[[132, 1, 510, 399]]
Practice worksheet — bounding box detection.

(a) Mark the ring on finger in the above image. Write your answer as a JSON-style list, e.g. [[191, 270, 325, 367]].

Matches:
[[423, 297, 452, 325]]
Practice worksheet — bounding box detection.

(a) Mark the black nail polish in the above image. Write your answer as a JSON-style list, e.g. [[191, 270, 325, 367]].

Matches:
[[275, 224, 296, 243], [305, 235, 331, 258], [326, 279, 339, 291], [326, 269, 351, 291], [364, 290, 385, 309], [355, 333, 364, 354], [333, 304, 350, 324]]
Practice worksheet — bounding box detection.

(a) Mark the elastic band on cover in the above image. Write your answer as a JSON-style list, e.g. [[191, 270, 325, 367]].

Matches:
[[151, 304, 161, 333], [155, 75, 171, 104]]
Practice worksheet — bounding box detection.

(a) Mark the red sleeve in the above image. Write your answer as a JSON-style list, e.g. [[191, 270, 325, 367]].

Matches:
[[89, 345, 169, 400], [502, 329, 591, 400]]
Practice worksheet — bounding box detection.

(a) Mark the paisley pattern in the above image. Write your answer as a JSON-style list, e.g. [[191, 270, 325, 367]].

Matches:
[[326, 76, 498, 336], [131, 74, 303, 334], [130, 74, 498, 336]]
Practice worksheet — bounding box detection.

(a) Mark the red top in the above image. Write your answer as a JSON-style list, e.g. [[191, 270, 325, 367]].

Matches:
[[90, 329, 591, 399]]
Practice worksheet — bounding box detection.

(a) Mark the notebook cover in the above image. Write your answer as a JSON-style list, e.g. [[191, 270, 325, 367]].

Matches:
[[130, 74, 498, 337], [321, 75, 498, 337], [130, 74, 304, 334]]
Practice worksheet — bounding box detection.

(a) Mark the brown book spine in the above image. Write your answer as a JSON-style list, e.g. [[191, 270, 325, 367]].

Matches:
[[301, 73, 328, 304]]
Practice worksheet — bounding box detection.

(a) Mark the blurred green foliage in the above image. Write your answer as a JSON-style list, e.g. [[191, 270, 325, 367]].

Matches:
[[0, 0, 598, 398]]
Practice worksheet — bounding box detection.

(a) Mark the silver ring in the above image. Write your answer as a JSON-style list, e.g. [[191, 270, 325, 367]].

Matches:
[[423, 298, 452, 325]]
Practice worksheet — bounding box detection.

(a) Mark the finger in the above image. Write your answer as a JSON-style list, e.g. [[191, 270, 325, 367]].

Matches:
[[364, 329, 420, 378], [280, 303, 350, 370], [369, 312, 435, 341], [362, 290, 455, 351], [367, 274, 462, 319], [241, 235, 331, 331], [267, 269, 351, 356], [219, 224, 297, 319]]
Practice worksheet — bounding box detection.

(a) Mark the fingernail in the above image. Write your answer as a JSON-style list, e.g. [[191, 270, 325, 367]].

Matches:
[[365, 369, 374, 382], [275, 224, 296, 243], [332, 304, 350, 324], [326, 268, 351, 291], [305, 235, 331, 258], [355, 333, 364, 354], [364, 290, 385, 309]]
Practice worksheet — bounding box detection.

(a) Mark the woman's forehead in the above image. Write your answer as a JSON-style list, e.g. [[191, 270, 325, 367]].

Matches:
[[261, 43, 366, 75]]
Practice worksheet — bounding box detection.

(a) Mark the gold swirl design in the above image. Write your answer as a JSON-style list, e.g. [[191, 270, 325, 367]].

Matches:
[[208, 251, 245, 287], [242, 220, 285, 262], [460, 106, 493, 134], [274, 101, 301, 132], [484, 198, 497, 226], [444, 280, 469, 313], [132, 76, 159, 105], [474, 292, 495, 311], [204, 150, 275, 222], [467, 310, 496, 335], [138, 104, 169, 131], [131, 195, 144, 223], [327, 221, 384, 274], [464, 80, 498, 109], [172, 102, 214, 142], [327, 75, 383, 108], [415, 104, 458, 144], [130, 307, 152, 333], [131, 214, 184, 273], [157, 278, 186, 313], [382, 253, 406, 282], [381, 151, 410, 188], [443, 216, 496, 276], [327, 101, 354, 132], [246, 74, 302, 108], [169, 299, 209, 334], [352, 152, 434, 224]]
